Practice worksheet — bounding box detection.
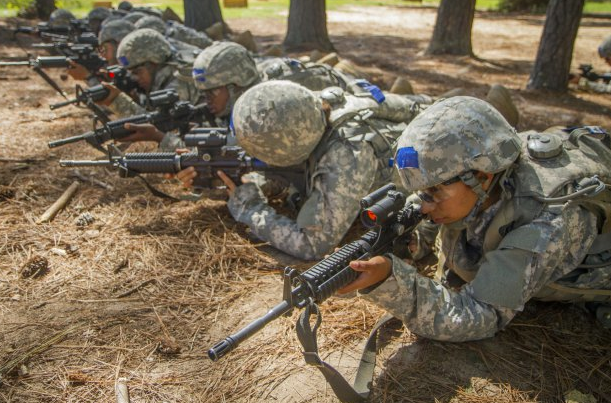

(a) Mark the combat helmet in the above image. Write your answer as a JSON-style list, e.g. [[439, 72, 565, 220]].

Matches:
[[118, 1, 133, 11], [394, 96, 521, 193], [123, 11, 148, 24], [98, 19, 135, 45], [192, 42, 259, 90], [116, 28, 172, 69], [48, 9, 75, 27], [599, 35, 611, 59], [232, 81, 327, 167], [135, 15, 166, 34], [88, 7, 111, 23]]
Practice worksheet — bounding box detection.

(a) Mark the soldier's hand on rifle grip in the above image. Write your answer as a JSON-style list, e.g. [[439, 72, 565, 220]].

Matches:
[[66, 60, 89, 81], [96, 82, 121, 106], [119, 123, 164, 143], [337, 255, 392, 294], [217, 170, 237, 196]]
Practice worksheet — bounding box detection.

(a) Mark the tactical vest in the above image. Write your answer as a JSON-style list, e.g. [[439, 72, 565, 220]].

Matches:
[[441, 126, 611, 303], [301, 87, 424, 195], [258, 57, 350, 92]]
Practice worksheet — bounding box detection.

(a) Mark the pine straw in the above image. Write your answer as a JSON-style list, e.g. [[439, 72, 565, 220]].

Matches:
[[1, 17, 611, 403]]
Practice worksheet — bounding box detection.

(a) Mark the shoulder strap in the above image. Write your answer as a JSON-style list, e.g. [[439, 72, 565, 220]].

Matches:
[[295, 303, 399, 403]]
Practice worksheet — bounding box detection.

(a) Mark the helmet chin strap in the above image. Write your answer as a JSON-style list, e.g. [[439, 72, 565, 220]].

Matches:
[[445, 172, 500, 230], [220, 84, 244, 118]]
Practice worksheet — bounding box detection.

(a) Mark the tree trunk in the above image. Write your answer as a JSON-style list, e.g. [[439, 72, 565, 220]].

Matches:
[[527, 0, 584, 91], [426, 0, 475, 56], [183, 0, 223, 32], [283, 0, 334, 52], [35, 0, 56, 19]]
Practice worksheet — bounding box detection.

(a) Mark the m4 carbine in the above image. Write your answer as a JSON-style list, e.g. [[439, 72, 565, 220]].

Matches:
[[579, 64, 611, 84], [48, 90, 215, 151], [59, 128, 306, 192], [0, 45, 106, 99], [207, 183, 422, 361], [49, 84, 112, 123]]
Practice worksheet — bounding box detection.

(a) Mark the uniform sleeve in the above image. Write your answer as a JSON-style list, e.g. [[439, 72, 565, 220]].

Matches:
[[108, 93, 146, 117], [360, 203, 598, 341], [227, 142, 378, 260], [158, 133, 185, 152], [577, 77, 611, 93]]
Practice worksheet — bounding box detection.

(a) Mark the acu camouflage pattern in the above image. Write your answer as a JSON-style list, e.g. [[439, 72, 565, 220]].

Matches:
[[192, 42, 259, 90], [98, 19, 135, 45], [48, 9, 75, 27], [360, 125, 611, 341], [122, 11, 148, 25], [134, 15, 166, 34], [108, 62, 200, 117], [166, 21, 212, 50], [232, 81, 327, 167], [116, 28, 172, 68], [256, 57, 351, 91], [395, 96, 521, 192], [227, 82, 419, 260]]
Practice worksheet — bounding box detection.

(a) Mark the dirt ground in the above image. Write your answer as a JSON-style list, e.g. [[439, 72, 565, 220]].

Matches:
[[0, 5, 610, 403]]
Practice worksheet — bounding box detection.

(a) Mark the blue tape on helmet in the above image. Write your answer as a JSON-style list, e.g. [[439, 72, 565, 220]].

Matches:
[[192, 68, 206, 82], [395, 147, 419, 169], [118, 55, 129, 67], [355, 79, 385, 104], [229, 113, 235, 136]]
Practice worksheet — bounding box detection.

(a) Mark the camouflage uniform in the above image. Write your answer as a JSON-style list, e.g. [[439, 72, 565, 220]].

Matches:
[[166, 20, 213, 50], [359, 97, 611, 339], [227, 81, 421, 260], [158, 42, 260, 150], [111, 28, 201, 117], [134, 16, 205, 53]]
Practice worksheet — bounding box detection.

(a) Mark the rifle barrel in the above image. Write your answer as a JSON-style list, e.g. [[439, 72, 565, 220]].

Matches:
[[59, 160, 112, 167], [208, 300, 292, 361], [0, 61, 31, 66]]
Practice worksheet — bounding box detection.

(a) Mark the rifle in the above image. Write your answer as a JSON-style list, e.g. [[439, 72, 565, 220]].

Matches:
[[31, 33, 99, 50], [0, 46, 106, 99], [49, 84, 111, 123], [578, 64, 611, 84], [14, 19, 91, 39], [48, 90, 214, 151], [207, 184, 421, 402], [207, 183, 421, 360], [103, 65, 140, 94], [59, 130, 305, 194], [0, 56, 71, 98]]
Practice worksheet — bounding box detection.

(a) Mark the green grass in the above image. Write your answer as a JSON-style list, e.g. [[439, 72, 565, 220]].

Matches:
[[2, 0, 611, 20]]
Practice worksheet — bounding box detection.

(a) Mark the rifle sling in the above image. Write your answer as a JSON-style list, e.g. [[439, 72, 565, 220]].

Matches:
[[134, 174, 203, 202], [296, 303, 398, 403]]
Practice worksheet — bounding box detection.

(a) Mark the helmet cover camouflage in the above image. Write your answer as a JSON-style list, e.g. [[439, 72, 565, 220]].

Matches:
[[118, 1, 133, 11], [116, 28, 172, 68], [134, 15, 166, 34], [98, 19, 135, 44], [599, 35, 611, 58], [232, 81, 327, 167], [123, 11, 148, 24], [48, 9, 75, 27], [394, 96, 521, 192], [192, 42, 259, 90], [88, 7, 112, 22]]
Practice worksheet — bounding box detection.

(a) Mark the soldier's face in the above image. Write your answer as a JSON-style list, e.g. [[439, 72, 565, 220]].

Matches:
[[203, 86, 229, 116], [131, 64, 154, 92], [99, 41, 117, 65], [419, 172, 493, 224], [605, 56, 611, 67]]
